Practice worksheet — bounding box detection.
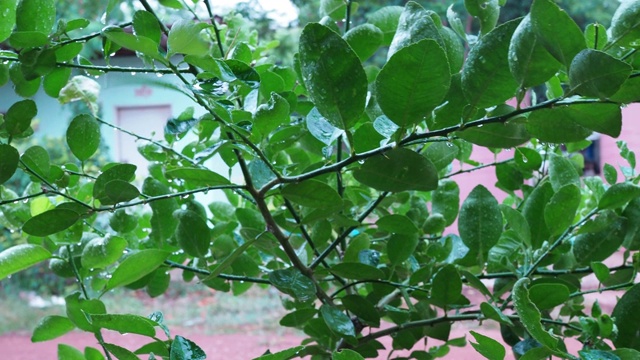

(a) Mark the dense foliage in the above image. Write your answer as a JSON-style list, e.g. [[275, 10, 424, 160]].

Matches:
[[1, 0, 640, 359]]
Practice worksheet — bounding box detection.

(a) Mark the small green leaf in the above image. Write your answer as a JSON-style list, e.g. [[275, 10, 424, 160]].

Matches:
[[458, 185, 503, 263], [530, 0, 586, 68], [331, 263, 384, 281], [254, 92, 290, 136], [15, 0, 55, 34], [599, 183, 640, 210], [0, 0, 17, 42], [143, 178, 179, 243], [9, 62, 41, 97], [0, 244, 51, 281], [65, 292, 107, 332], [387, 1, 444, 57], [432, 180, 460, 227], [528, 283, 570, 310], [269, 267, 316, 302], [424, 142, 459, 171], [462, 18, 520, 109], [90, 314, 157, 337], [569, 49, 632, 99], [281, 179, 343, 209], [58, 75, 101, 116], [104, 180, 140, 204], [333, 349, 365, 360], [457, 122, 530, 149], [57, 344, 85, 360], [22, 209, 80, 237], [603, 164, 618, 185], [591, 262, 610, 283], [613, 283, 640, 350], [609, 0, 640, 48], [470, 330, 506, 360], [5, 99, 37, 136], [480, 302, 513, 326], [174, 210, 211, 258], [387, 234, 419, 265], [43, 67, 72, 98], [254, 346, 305, 360], [320, 304, 356, 339], [165, 168, 230, 187], [377, 39, 450, 127], [0, 144, 20, 184], [512, 278, 559, 350], [133, 10, 161, 44], [548, 153, 580, 191], [93, 164, 136, 205], [353, 148, 438, 192], [376, 214, 419, 235], [544, 184, 580, 236], [344, 24, 383, 61], [430, 264, 462, 309], [105, 249, 170, 291], [280, 309, 317, 328], [21, 145, 50, 181], [31, 315, 75, 342], [103, 344, 138, 360], [341, 295, 380, 327], [66, 114, 100, 161], [81, 236, 127, 269], [298, 23, 367, 130]]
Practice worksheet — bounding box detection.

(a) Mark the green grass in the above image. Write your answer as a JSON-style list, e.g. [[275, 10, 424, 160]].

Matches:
[[0, 282, 294, 336]]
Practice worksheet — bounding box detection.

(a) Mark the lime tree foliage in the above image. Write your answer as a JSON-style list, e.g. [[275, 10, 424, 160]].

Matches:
[[1, 0, 640, 359]]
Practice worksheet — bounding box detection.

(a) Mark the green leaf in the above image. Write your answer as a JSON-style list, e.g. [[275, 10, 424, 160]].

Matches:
[[93, 164, 136, 205], [604, 163, 618, 185], [341, 295, 380, 327], [58, 344, 85, 360], [65, 292, 107, 332], [528, 283, 570, 310], [376, 214, 419, 235], [21, 145, 50, 180], [366, 5, 403, 46], [548, 154, 580, 191], [142, 178, 179, 243], [462, 18, 520, 109], [90, 314, 157, 337], [281, 179, 343, 209], [0, 0, 17, 42], [480, 302, 513, 326], [432, 180, 460, 227], [280, 309, 317, 327], [105, 249, 170, 291], [174, 210, 211, 257], [465, 0, 499, 34], [585, 23, 608, 50], [430, 265, 462, 309], [470, 330, 505, 360], [269, 267, 316, 302], [353, 148, 438, 192], [530, 0, 586, 68], [424, 142, 459, 172], [165, 168, 230, 187], [22, 209, 80, 237], [320, 304, 356, 340], [599, 183, 640, 210], [376, 39, 451, 127], [58, 76, 101, 116], [458, 185, 503, 263], [569, 49, 632, 99], [544, 184, 580, 236], [614, 349, 640, 360], [579, 350, 621, 360], [254, 92, 290, 136], [31, 315, 75, 342], [5, 99, 37, 135], [344, 24, 383, 61], [0, 144, 20, 184], [613, 283, 640, 351], [103, 26, 160, 59], [253, 346, 305, 360], [457, 122, 530, 149], [81, 236, 127, 269], [133, 10, 161, 44], [522, 181, 554, 249], [512, 278, 559, 350], [104, 180, 140, 204], [333, 349, 365, 360], [496, 162, 524, 191], [387, 234, 419, 265], [103, 344, 138, 360], [0, 244, 51, 281], [509, 15, 562, 88], [591, 262, 610, 283], [66, 114, 100, 161], [298, 23, 367, 130], [388, 1, 445, 57], [609, 0, 640, 48], [573, 218, 626, 265], [43, 67, 72, 98], [15, 0, 55, 34]]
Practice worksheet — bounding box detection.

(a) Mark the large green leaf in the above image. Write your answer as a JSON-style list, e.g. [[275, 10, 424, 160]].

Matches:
[[65, 292, 107, 332], [530, 0, 586, 68], [167, 20, 211, 56], [298, 23, 367, 130], [430, 264, 462, 309], [458, 185, 503, 263], [132, 10, 161, 44], [320, 305, 356, 340], [0, 0, 17, 42], [90, 314, 157, 337], [104, 180, 140, 204], [388, 1, 445, 57], [512, 278, 560, 350], [165, 167, 230, 188], [613, 283, 640, 351], [508, 15, 562, 88], [5, 99, 36, 136], [0, 244, 51, 281], [528, 283, 570, 310], [93, 164, 136, 205], [281, 179, 343, 209], [0, 144, 19, 184], [66, 114, 101, 161], [573, 218, 626, 265], [15, 0, 55, 34], [353, 148, 438, 192], [457, 122, 530, 149], [569, 49, 632, 99], [269, 267, 316, 302], [526, 103, 621, 142], [331, 263, 384, 281], [344, 24, 383, 61], [548, 154, 580, 191], [599, 183, 640, 210], [470, 330, 506, 360], [387, 234, 419, 265], [21, 145, 50, 180], [81, 236, 128, 269], [22, 209, 80, 237], [341, 295, 380, 327], [254, 92, 290, 136], [174, 210, 211, 257], [43, 67, 72, 98], [609, 0, 640, 48], [105, 249, 170, 291], [31, 316, 75, 342], [170, 336, 206, 360], [376, 39, 451, 127], [544, 185, 580, 236], [462, 18, 520, 109]]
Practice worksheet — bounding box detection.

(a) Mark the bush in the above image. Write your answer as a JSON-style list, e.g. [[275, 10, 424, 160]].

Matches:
[[1, 0, 640, 359]]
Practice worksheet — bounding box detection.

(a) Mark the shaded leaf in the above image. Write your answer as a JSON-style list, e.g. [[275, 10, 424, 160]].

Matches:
[[613, 283, 640, 351], [174, 210, 211, 257], [281, 180, 343, 209], [269, 267, 316, 302], [458, 185, 503, 263], [457, 122, 530, 149], [569, 49, 631, 99], [0, 144, 20, 184], [353, 148, 438, 192], [22, 209, 80, 237]]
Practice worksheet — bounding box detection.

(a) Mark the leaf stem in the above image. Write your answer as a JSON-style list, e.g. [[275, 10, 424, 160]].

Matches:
[[203, 0, 225, 58], [164, 260, 270, 284]]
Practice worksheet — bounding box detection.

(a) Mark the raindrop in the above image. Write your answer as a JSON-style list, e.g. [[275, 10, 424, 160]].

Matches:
[[477, 124, 484, 128], [446, 142, 454, 148], [130, 72, 136, 76], [156, 73, 164, 78], [22, 199, 28, 203]]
